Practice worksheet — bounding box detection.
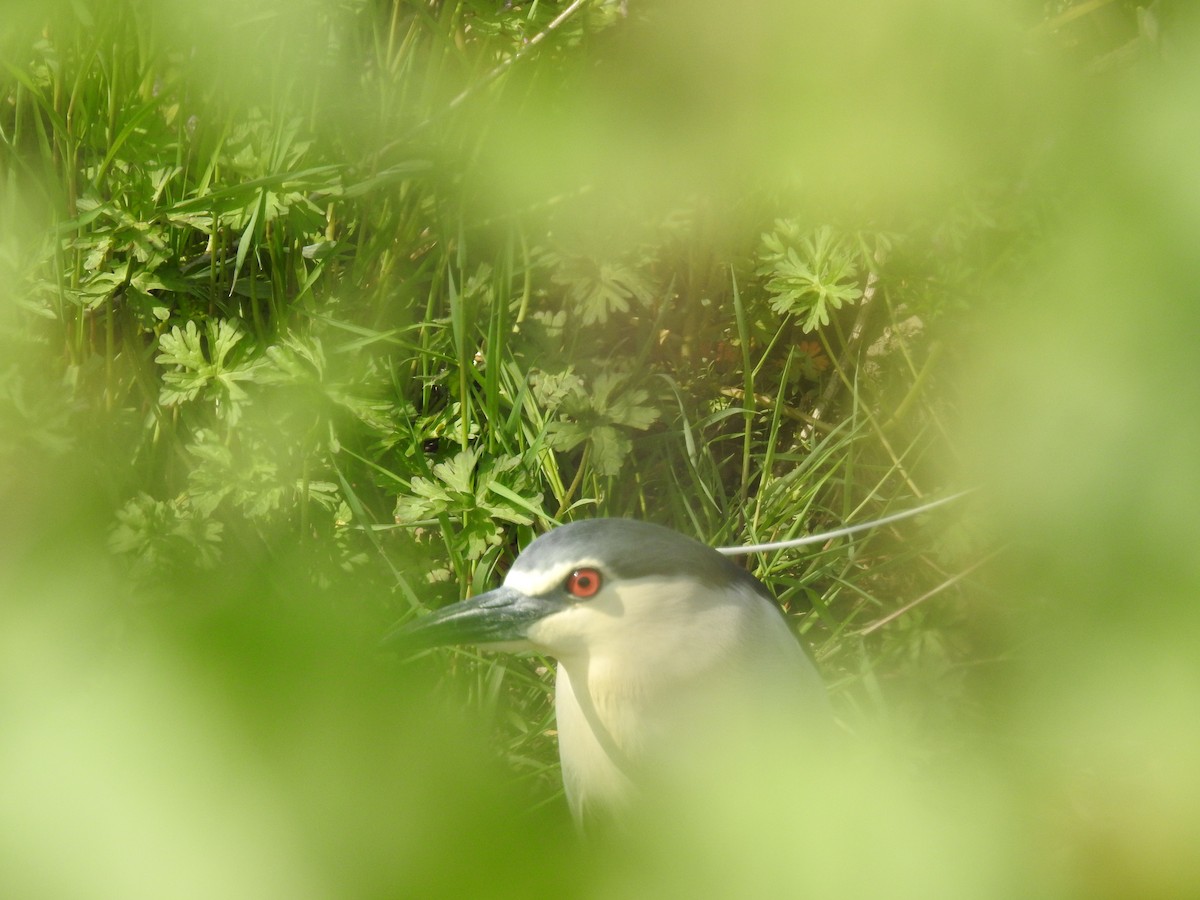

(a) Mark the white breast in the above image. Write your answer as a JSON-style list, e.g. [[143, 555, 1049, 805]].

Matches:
[[539, 578, 828, 824]]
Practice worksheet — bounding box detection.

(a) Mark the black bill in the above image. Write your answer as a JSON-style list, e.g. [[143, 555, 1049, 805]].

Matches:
[[381, 585, 564, 653]]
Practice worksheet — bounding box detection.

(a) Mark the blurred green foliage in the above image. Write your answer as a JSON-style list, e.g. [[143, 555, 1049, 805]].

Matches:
[[2, 0, 1199, 895]]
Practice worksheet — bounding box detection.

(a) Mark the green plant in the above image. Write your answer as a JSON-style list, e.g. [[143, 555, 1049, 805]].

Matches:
[[544, 372, 661, 479], [0, 1, 1046, 889], [758, 222, 865, 332], [393, 449, 548, 562]]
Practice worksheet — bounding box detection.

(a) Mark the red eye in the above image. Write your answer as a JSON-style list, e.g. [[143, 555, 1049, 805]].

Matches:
[[565, 568, 602, 599]]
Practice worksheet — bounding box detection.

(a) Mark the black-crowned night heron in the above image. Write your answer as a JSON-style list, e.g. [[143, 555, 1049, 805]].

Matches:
[[388, 518, 829, 824]]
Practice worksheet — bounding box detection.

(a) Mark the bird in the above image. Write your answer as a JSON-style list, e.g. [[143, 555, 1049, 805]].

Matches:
[[386, 518, 830, 826]]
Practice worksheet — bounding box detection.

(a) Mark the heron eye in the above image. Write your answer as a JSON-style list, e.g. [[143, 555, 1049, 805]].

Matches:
[[564, 568, 602, 599]]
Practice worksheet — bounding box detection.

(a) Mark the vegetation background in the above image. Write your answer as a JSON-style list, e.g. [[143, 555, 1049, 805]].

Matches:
[[2, 0, 1198, 895]]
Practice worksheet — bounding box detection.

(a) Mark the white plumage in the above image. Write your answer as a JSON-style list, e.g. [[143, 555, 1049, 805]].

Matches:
[[390, 519, 829, 824]]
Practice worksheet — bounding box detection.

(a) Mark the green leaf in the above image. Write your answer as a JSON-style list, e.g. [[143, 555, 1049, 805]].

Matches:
[[545, 372, 659, 477], [530, 369, 585, 410], [155, 319, 263, 423], [545, 419, 588, 453], [487, 481, 547, 524], [588, 425, 632, 478], [552, 256, 655, 324], [758, 224, 864, 333], [392, 450, 546, 557], [431, 450, 478, 497]]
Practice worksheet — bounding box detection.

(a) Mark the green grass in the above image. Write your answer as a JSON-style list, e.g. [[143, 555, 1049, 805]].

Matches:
[[3, 1, 1199, 896]]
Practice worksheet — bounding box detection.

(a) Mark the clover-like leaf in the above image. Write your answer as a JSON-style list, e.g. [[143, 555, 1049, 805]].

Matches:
[[393, 450, 546, 561], [186, 428, 284, 519], [552, 255, 655, 325], [109, 492, 224, 577], [758, 224, 864, 333], [546, 373, 660, 477], [156, 318, 264, 423], [587, 426, 631, 478], [530, 369, 586, 410]]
